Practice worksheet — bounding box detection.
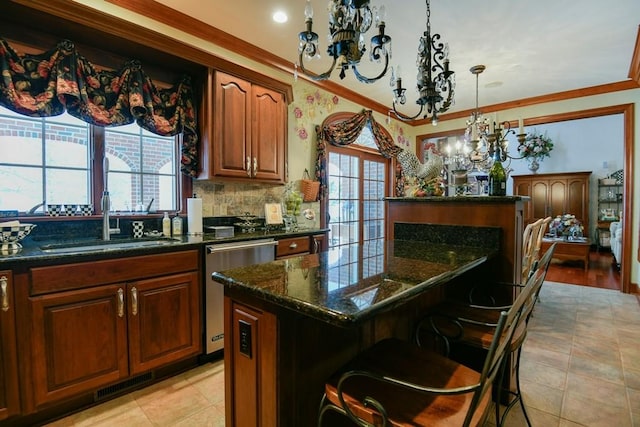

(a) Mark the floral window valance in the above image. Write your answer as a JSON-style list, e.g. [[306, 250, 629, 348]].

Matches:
[[0, 38, 198, 177], [314, 110, 402, 200]]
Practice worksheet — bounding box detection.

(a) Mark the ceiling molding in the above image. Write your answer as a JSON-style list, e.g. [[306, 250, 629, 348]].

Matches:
[[15, 0, 640, 127]]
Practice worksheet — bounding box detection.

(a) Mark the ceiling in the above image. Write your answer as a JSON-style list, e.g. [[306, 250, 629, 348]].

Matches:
[[154, 0, 639, 116]]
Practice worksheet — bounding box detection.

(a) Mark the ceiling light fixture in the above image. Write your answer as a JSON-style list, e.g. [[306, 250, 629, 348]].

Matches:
[[464, 64, 527, 166], [273, 11, 288, 23], [296, 0, 392, 83], [389, 0, 454, 125]]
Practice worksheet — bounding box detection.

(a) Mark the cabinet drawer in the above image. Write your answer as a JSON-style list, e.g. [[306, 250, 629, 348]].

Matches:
[[276, 237, 310, 258], [30, 250, 199, 295]]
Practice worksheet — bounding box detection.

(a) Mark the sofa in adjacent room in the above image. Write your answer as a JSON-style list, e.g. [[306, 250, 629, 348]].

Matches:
[[610, 221, 622, 267]]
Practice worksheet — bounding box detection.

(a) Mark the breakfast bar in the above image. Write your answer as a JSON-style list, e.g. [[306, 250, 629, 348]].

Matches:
[[213, 236, 497, 426]]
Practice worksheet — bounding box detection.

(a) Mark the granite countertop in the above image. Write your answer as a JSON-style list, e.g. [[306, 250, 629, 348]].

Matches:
[[0, 227, 329, 266], [213, 240, 494, 327]]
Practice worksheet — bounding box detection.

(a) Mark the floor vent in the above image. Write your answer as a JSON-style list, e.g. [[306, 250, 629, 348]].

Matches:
[[94, 372, 154, 401]]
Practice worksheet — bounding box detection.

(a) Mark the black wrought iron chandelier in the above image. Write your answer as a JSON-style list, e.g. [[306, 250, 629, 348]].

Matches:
[[390, 0, 454, 125], [296, 0, 392, 83]]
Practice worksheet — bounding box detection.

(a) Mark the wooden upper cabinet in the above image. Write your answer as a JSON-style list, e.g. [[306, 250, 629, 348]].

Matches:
[[512, 171, 591, 232], [199, 69, 287, 183]]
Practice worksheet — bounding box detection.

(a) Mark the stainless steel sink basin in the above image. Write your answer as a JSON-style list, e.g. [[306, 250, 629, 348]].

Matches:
[[40, 238, 176, 254]]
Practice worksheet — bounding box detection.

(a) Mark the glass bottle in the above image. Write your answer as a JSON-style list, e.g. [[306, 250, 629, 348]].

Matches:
[[488, 146, 507, 196]]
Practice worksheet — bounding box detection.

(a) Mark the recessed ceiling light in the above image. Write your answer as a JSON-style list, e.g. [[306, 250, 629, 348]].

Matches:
[[273, 11, 288, 23]]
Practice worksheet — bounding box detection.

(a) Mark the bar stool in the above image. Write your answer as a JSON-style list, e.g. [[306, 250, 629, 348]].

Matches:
[[417, 244, 556, 426], [317, 260, 542, 427]]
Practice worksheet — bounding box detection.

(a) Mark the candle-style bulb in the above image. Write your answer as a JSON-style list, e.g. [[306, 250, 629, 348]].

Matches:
[[304, 0, 313, 19]]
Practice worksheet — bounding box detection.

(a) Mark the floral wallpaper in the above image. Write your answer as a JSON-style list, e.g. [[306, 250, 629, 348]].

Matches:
[[292, 88, 340, 142]]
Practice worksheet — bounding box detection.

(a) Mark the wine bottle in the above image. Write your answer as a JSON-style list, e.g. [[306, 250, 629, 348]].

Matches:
[[488, 146, 507, 196]]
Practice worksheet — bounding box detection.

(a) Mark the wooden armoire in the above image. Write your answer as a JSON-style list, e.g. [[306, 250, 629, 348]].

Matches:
[[512, 171, 591, 233]]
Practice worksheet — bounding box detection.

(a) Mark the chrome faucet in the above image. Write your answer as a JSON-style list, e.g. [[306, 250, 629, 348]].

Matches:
[[101, 158, 120, 240], [101, 192, 120, 240]]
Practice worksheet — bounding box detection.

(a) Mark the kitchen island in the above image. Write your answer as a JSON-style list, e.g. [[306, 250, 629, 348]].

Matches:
[[213, 234, 498, 426]]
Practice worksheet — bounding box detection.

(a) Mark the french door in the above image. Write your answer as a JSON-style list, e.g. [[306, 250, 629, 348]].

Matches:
[[325, 145, 388, 290]]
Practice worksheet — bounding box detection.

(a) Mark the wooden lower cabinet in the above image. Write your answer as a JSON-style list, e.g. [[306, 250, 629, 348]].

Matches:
[[21, 250, 201, 412], [0, 271, 20, 421], [224, 297, 277, 427]]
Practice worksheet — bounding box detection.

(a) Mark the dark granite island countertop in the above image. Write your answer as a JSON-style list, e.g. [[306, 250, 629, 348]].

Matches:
[[212, 239, 493, 327], [216, 238, 495, 426]]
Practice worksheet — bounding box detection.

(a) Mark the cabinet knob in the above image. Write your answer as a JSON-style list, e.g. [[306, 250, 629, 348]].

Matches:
[[246, 157, 251, 176], [1, 276, 8, 312]]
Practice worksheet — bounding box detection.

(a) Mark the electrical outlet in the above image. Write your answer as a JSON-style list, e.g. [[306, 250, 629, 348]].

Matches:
[[239, 320, 252, 358]]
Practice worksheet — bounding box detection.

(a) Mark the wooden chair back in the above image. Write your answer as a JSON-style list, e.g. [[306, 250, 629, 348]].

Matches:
[[522, 218, 544, 282]]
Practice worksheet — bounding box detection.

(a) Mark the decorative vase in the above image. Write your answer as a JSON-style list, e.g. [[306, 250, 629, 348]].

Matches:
[[528, 158, 540, 173]]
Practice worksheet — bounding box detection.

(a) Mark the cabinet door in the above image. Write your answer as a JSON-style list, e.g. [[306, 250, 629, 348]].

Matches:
[[567, 177, 589, 230], [214, 71, 252, 179], [128, 271, 201, 375], [513, 178, 533, 222], [30, 284, 128, 407], [548, 179, 568, 218], [531, 180, 550, 218], [0, 271, 20, 420], [251, 85, 286, 182]]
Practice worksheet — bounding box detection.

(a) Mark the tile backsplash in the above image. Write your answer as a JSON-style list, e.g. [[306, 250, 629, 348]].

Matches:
[[193, 180, 320, 229]]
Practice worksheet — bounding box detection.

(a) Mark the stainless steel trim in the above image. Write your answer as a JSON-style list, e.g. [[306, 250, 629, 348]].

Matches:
[[207, 239, 278, 254]]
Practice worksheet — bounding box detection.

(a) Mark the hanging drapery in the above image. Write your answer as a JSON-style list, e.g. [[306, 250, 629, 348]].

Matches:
[[314, 110, 402, 200], [0, 38, 199, 177]]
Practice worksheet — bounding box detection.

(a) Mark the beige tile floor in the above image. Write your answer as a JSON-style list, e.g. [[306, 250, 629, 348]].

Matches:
[[46, 281, 640, 427]]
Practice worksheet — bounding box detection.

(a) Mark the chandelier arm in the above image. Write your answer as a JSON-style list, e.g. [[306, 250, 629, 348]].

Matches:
[[351, 49, 390, 84], [390, 102, 426, 122], [297, 52, 338, 81]]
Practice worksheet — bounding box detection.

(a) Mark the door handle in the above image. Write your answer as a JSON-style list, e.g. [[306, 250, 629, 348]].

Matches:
[[1, 276, 8, 312], [246, 157, 251, 176], [117, 288, 124, 318], [131, 287, 138, 316]]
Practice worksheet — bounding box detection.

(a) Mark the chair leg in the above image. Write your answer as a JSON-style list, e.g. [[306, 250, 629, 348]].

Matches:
[[499, 348, 532, 427]]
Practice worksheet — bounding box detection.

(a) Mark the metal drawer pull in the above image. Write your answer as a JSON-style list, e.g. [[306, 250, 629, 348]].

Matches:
[[131, 287, 138, 316], [117, 288, 124, 318], [246, 157, 251, 176], [1, 276, 8, 312], [253, 157, 257, 176], [289, 242, 298, 249]]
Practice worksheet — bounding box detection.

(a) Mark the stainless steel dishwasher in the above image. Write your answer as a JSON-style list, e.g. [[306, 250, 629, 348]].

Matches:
[[205, 238, 277, 354]]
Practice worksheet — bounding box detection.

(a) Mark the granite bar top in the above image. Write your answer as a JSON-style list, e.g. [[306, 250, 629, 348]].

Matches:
[[213, 240, 494, 327]]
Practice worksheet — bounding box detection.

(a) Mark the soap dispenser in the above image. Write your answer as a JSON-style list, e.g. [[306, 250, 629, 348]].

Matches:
[[172, 212, 183, 236], [162, 212, 171, 237]]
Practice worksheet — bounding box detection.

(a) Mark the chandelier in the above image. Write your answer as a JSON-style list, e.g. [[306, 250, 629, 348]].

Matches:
[[296, 0, 392, 83], [464, 64, 527, 165], [389, 0, 454, 125]]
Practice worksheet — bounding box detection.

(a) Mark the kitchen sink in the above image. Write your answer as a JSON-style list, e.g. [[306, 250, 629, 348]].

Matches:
[[40, 238, 176, 254]]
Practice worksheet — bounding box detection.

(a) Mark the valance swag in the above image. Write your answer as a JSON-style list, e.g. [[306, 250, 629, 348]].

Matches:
[[314, 110, 402, 200], [0, 38, 199, 177]]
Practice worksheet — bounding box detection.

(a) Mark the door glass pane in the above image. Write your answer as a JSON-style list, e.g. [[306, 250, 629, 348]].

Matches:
[[326, 125, 388, 290]]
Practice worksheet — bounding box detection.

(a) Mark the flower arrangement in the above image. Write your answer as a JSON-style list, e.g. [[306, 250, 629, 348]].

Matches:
[[518, 130, 554, 161], [548, 214, 583, 238]]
